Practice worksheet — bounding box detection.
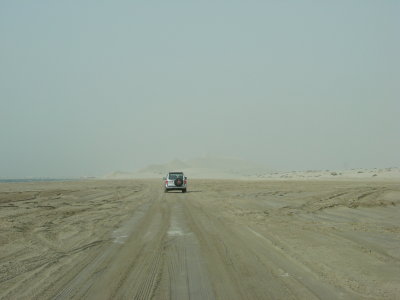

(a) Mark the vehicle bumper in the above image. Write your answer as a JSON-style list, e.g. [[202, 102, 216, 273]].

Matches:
[[165, 185, 187, 190]]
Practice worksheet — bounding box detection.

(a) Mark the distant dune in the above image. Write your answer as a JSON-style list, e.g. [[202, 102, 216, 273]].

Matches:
[[136, 159, 190, 174], [103, 155, 400, 181], [104, 155, 270, 179], [251, 167, 400, 181]]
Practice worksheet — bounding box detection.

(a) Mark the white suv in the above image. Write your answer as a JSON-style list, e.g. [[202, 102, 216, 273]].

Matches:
[[163, 172, 187, 193]]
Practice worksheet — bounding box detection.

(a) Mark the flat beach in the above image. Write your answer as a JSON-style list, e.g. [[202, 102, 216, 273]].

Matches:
[[1, 178, 399, 299]]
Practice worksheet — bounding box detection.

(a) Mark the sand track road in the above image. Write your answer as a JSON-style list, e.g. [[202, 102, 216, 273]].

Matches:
[[1, 179, 400, 299]]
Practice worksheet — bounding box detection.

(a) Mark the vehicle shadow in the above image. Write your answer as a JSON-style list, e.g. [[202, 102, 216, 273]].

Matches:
[[165, 190, 202, 193]]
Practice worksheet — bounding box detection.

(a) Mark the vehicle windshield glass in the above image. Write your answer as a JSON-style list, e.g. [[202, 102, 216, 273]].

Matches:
[[169, 173, 183, 180]]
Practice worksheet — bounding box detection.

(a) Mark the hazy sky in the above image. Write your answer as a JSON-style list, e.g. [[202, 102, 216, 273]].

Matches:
[[1, 1, 399, 177]]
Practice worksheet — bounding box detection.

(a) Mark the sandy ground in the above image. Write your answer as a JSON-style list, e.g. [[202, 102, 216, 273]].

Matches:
[[1, 179, 399, 299]]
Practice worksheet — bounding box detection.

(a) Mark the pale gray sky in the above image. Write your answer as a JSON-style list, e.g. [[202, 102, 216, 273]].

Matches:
[[1, 1, 399, 177]]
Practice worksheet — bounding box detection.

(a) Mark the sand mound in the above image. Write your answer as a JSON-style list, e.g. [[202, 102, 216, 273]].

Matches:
[[103, 155, 270, 179], [132, 155, 270, 179], [104, 156, 399, 181]]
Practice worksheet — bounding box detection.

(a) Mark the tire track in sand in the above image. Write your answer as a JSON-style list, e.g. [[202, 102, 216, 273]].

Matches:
[[158, 197, 215, 300]]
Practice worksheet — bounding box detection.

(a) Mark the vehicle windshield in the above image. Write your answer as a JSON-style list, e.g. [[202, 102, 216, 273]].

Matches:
[[168, 173, 183, 180]]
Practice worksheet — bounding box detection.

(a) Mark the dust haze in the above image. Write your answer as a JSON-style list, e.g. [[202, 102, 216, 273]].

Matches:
[[1, 3, 400, 299], [1, 1, 399, 178]]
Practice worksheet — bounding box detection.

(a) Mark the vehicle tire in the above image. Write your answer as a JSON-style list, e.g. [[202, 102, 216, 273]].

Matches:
[[164, 189, 168, 193], [174, 178, 183, 187], [182, 189, 187, 193]]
